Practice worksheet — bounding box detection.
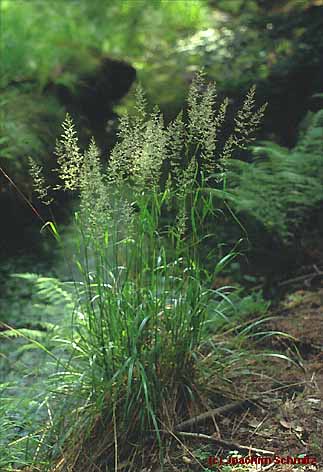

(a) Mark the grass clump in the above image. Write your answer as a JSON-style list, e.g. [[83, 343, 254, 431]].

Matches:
[[27, 72, 265, 471]]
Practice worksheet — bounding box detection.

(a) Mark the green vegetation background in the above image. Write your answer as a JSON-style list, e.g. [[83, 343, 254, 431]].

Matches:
[[2, 0, 323, 187]]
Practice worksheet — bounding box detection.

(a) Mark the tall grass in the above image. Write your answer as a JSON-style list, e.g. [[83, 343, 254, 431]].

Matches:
[[28, 72, 265, 470]]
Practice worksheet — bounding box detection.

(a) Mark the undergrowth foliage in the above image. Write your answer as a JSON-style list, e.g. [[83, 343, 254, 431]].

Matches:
[[28, 72, 265, 470], [218, 108, 323, 243]]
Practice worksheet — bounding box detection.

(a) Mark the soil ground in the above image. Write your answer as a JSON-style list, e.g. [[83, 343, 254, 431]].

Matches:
[[160, 284, 323, 472]]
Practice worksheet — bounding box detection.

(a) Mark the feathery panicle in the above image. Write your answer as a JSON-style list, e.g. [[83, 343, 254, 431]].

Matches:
[[107, 113, 138, 187], [175, 156, 198, 238], [134, 84, 148, 125], [187, 71, 217, 144], [28, 157, 53, 205], [187, 69, 208, 139], [108, 93, 167, 195], [220, 86, 267, 177], [79, 138, 111, 241], [107, 88, 148, 189], [187, 71, 230, 178], [131, 107, 167, 192], [213, 97, 229, 174], [234, 86, 267, 149], [166, 111, 186, 190], [197, 81, 217, 176], [54, 113, 83, 191]]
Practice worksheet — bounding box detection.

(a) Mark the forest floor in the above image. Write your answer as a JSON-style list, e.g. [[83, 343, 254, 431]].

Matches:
[[164, 284, 323, 472]]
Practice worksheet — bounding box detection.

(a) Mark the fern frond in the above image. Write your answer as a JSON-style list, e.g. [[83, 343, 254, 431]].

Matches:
[[0, 328, 47, 340], [221, 109, 323, 243]]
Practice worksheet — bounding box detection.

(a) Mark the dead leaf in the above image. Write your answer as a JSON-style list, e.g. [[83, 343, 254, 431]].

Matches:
[[279, 419, 292, 429], [293, 424, 303, 433], [247, 419, 261, 429]]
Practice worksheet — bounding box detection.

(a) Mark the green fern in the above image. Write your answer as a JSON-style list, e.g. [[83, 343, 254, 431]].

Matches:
[[220, 108, 323, 243], [14, 273, 74, 307], [0, 328, 48, 340]]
